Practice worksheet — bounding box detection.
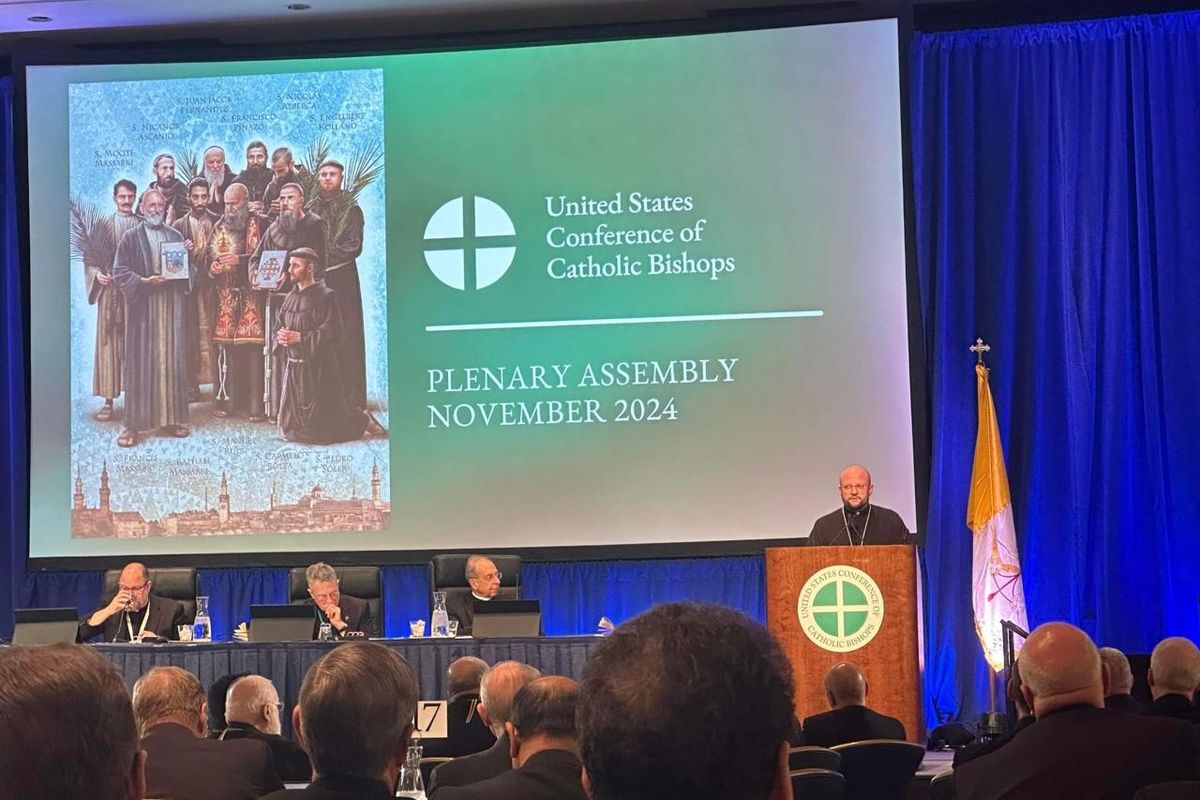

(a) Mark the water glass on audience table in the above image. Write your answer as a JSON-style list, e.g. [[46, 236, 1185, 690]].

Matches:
[[447, 619, 459, 638], [395, 739, 425, 798], [409, 619, 426, 638]]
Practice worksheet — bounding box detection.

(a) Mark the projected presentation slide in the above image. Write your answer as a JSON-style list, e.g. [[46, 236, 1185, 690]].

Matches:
[[25, 18, 916, 561]]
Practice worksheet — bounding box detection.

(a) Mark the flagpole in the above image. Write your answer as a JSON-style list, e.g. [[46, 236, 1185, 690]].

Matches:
[[969, 336, 1026, 736], [973, 336, 996, 719]]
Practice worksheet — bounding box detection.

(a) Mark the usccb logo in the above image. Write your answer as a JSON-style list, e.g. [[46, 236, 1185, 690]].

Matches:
[[423, 196, 517, 290], [797, 565, 884, 653]]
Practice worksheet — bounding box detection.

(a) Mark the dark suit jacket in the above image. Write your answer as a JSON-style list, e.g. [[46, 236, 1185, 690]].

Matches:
[[953, 715, 1035, 768], [220, 721, 313, 783], [77, 593, 188, 642], [953, 704, 1200, 800], [444, 592, 478, 635], [435, 748, 586, 800], [142, 722, 284, 800], [1150, 694, 1200, 723], [303, 594, 379, 639], [802, 704, 907, 747], [260, 774, 393, 799], [428, 732, 512, 795], [1107, 693, 1150, 714], [422, 692, 496, 758]]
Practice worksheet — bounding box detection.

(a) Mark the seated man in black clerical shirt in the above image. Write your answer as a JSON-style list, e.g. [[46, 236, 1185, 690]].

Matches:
[[1147, 637, 1200, 723], [422, 657, 496, 759], [302, 562, 379, 639], [1100, 646, 1148, 713], [435, 676, 587, 800], [78, 561, 189, 642], [222, 675, 313, 782], [807, 464, 910, 545], [445, 554, 504, 635], [802, 662, 907, 747]]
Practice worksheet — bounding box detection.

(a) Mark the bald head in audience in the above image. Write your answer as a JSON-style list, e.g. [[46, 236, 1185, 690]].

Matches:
[[478, 660, 542, 738], [1018, 622, 1106, 717], [1149, 637, 1200, 700], [578, 601, 794, 800], [133, 666, 208, 737], [226, 675, 284, 736], [448, 656, 489, 700], [0, 643, 145, 800], [824, 662, 868, 709]]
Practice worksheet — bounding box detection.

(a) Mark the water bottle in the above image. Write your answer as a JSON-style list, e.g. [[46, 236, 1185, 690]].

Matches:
[[395, 739, 425, 798], [431, 591, 449, 638], [193, 596, 212, 642]]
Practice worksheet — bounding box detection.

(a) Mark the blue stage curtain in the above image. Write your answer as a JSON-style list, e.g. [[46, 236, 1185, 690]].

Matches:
[[0, 76, 28, 639], [524, 557, 766, 635], [382, 564, 430, 638], [912, 10, 1200, 725], [197, 567, 289, 642]]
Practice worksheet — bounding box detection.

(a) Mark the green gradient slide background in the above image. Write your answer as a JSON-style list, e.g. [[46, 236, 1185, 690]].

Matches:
[[27, 19, 915, 557]]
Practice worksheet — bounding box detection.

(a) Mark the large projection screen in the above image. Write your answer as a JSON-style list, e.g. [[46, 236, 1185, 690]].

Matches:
[[25, 18, 917, 563]]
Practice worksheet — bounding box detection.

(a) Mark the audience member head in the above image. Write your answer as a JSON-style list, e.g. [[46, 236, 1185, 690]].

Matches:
[[1148, 637, 1200, 700], [447, 656, 489, 700], [0, 644, 145, 800], [294, 642, 418, 789], [207, 671, 251, 734], [478, 660, 542, 738], [466, 554, 502, 599], [226, 675, 284, 736], [578, 601, 794, 800], [506, 676, 579, 768], [1007, 657, 1031, 718], [1098, 647, 1135, 697], [132, 666, 207, 738], [823, 662, 868, 709], [1018, 622, 1104, 717]]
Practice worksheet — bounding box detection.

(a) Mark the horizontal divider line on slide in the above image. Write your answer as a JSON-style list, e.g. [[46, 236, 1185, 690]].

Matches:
[[425, 309, 825, 333]]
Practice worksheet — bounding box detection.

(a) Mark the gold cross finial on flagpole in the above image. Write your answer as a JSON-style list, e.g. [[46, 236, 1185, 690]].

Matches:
[[970, 338, 991, 365]]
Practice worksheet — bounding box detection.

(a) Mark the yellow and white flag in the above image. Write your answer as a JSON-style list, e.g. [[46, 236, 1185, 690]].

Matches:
[[967, 363, 1029, 672]]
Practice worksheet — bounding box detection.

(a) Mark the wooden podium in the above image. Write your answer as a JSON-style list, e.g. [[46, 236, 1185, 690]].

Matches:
[[766, 545, 922, 742]]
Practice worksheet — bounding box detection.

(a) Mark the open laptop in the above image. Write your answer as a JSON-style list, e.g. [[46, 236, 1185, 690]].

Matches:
[[472, 599, 541, 638], [249, 604, 314, 642], [12, 608, 80, 645]]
